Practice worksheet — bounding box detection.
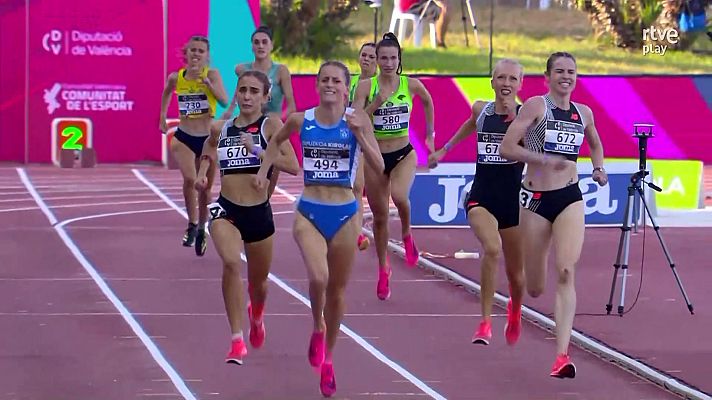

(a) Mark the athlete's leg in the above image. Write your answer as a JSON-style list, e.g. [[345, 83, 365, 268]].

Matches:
[[210, 218, 248, 363], [171, 138, 199, 225], [194, 157, 215, 256], [323, 216, 359, 355], [292, 213, 329, 366], [364, 160, 391, 267], [551, 201, 584, 356], [321, 215, 359, 397], [500, 224, 525, 307], [500, 222, 526, 345], [389, 150, 417, 238], [243, 235, 273, 348], [195, 156, 215, 226], [353, 153, 369, 250], [520, 209, 553, 298], [389, 150, 418, 265], [467, 207, 501, 321]]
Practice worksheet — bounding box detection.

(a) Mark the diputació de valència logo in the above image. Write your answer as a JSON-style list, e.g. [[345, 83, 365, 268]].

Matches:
[[42, 29, 132, 57]]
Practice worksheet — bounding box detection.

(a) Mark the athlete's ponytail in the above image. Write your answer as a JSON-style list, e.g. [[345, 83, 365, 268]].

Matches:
[[376, 32, 403, 75]]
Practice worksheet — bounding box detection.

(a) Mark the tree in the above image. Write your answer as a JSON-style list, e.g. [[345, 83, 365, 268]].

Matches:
[[574, 0, 702, 50], [262, 0, 361, 57]]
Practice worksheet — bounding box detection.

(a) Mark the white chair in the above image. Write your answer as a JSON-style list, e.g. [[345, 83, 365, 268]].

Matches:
[[388, 0, 437, 48]]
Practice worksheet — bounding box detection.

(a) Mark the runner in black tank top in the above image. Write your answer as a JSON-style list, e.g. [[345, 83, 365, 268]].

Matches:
[[500, 52, 608, 379], [429, 59, 526, 349], [195, 71, 299, 367]]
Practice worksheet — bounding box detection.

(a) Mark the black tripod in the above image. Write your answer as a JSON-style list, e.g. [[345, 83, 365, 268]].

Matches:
[[606, 124, 694, 316]]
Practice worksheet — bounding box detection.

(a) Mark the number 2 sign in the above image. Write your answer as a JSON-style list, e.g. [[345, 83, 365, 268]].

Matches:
[[51, 118, 93, 166]]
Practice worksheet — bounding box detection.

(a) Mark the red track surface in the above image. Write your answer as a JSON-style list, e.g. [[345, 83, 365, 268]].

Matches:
[[2, 165, 707, 400]]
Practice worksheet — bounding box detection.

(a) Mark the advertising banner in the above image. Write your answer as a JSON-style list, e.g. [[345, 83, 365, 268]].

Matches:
[[28, 0, 164, 163], [649, 159, 704, 209], [410, 160, 649, 227]]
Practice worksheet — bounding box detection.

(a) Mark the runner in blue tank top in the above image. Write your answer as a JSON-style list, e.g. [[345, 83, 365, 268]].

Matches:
[[501, 52, 608, 379], [252, 61, 384, 398]]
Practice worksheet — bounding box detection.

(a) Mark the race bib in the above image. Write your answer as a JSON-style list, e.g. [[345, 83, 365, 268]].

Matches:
[[373, 105, 410, 132], [477, 132, 513, 164], [519, 188, 535, 208], [544, 120, 584, 155], [303, 147, 350, 172], [178, 93, 210, 116], [217, 135, 261, 170], [208, 202, 227, 220]]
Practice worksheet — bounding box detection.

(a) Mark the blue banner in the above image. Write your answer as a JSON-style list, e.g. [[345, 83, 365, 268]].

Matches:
[[410, 161, 651, 227]]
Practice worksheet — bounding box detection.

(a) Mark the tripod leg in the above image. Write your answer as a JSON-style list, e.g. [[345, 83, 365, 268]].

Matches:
[[465, 0, 481, 48], [637, 187, 695, 315], [460, 0, 469, 47], [608, 185, 635, 315]]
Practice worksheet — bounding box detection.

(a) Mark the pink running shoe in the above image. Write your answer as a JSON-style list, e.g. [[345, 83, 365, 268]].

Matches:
[[550, 354, 576, 379], [471, 320, 492, 345], [357, 233, 370, 251], [504, 300, 522, 346], [403, 234, 419, 266], [377, 266, 392, 301], [248, 303, 266, 349], [225, 338, 248, 365], [308, 330, 326, 368], [320, 362, 336, 397]]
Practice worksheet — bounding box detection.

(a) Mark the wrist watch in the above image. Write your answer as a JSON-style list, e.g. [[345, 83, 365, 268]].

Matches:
[[593, 167, 605, 173]]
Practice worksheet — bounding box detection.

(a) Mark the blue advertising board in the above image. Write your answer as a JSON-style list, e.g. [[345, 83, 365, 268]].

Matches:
[[410, 160, 652, 227]]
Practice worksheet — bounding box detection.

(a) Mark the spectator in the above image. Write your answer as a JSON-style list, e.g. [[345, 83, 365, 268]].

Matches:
[[400, 0, 450, 47]]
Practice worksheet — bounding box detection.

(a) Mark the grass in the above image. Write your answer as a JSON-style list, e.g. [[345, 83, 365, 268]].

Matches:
[[272, 1, 712, 75]]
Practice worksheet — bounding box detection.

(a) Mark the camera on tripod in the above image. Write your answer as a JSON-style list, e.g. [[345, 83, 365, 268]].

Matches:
[[607, 123, 694, 316], [630, 123, 661, 192]]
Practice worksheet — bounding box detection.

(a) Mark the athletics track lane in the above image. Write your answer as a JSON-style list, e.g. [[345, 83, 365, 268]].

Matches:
[[0, 165, 685, 399]]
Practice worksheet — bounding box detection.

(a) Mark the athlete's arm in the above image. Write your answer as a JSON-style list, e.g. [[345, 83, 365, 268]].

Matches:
[[256, 112, 304, 186], [279, 65, 297, 117], [409, 77, 435, 152], [219, 65, 244, 119], [348, 109, 385, 174], [159, 72, 178, 133], [206, 69, 229, 107], [264, 117, 300, 176], [580, 104, 608, 186], [428, 101, 485, 168], [195, 120, 225, 190], [352, 79, 370, 111], [501, 97, 549, 164]]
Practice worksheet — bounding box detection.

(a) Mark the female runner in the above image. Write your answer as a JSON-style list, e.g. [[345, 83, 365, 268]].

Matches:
[[222, 25, 297, 197], [429, 58, 526, 346], [352, 32, 436, 301], [254, 61, 384, 397], [159, 35, 228, 256], [195, 70, 299, 364], [500, 52, 607, 378], [348, 42, 377, 251]]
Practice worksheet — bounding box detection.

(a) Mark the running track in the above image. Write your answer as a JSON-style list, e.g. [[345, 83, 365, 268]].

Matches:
[[1, 165, 707, 400]]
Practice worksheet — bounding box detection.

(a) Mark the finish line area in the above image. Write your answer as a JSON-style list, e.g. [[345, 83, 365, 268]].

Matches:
[[1, 165, 709, 400]]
